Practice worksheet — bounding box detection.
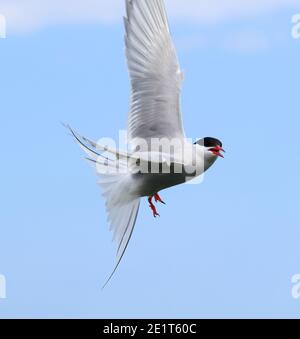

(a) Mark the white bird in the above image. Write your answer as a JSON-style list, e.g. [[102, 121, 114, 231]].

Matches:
[[67, 0, 225, 288]]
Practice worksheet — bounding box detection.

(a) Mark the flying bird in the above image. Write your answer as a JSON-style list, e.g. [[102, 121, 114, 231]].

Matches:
[[67, 0, 224, 287]]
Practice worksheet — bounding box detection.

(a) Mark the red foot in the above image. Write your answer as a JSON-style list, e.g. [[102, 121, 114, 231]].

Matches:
[[148, 193, 166, 218], [154, 193, 166, 205], [148, 197, 160, 218]]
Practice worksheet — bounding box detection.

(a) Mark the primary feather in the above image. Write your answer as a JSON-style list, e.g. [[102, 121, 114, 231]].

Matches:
[[125, 0, 185, 142]]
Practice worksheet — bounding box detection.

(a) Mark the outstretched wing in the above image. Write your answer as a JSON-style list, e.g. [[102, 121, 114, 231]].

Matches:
[[125, 0, 185, 142]]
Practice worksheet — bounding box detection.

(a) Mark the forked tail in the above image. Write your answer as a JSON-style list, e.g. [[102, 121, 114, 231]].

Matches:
[[65, 125, 140, 288]]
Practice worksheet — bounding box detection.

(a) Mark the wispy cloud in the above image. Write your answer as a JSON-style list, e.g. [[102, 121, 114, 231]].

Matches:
[[167, 0, 300, 23], [0, 0, 299, 33]]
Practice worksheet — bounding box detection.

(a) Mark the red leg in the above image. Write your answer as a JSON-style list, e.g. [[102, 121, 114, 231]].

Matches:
[[148, 197, 160, 218], [154, 193, 166, 205]]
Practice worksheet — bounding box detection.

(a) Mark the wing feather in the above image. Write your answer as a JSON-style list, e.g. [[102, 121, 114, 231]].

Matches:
[[125, 0, 185, 143]]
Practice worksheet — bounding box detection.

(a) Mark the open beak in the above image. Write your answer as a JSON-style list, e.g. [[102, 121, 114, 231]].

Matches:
[[210, 146, 225, 158]]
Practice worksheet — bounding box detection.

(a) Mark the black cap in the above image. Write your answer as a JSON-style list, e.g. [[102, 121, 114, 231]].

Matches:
[[195, 137, 223, 148]]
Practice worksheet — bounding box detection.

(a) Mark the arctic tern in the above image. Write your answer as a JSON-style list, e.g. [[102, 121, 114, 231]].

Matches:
[[67, 0, 225, 287]]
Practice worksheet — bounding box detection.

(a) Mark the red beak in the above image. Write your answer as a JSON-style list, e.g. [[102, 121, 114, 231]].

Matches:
[[210, 145, 225, 158]]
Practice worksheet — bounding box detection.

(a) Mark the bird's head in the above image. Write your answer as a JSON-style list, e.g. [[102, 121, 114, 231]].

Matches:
[[195, 137, 225, 158]]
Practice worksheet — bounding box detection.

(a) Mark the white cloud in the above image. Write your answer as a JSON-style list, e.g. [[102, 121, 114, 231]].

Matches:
[[166, 0, 300, 23], [0, 0, 123, 33], [0, 0, 299, 33]]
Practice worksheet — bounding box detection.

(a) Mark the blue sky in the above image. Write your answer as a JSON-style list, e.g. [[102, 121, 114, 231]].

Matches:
[[1, 0, 300, 318]]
